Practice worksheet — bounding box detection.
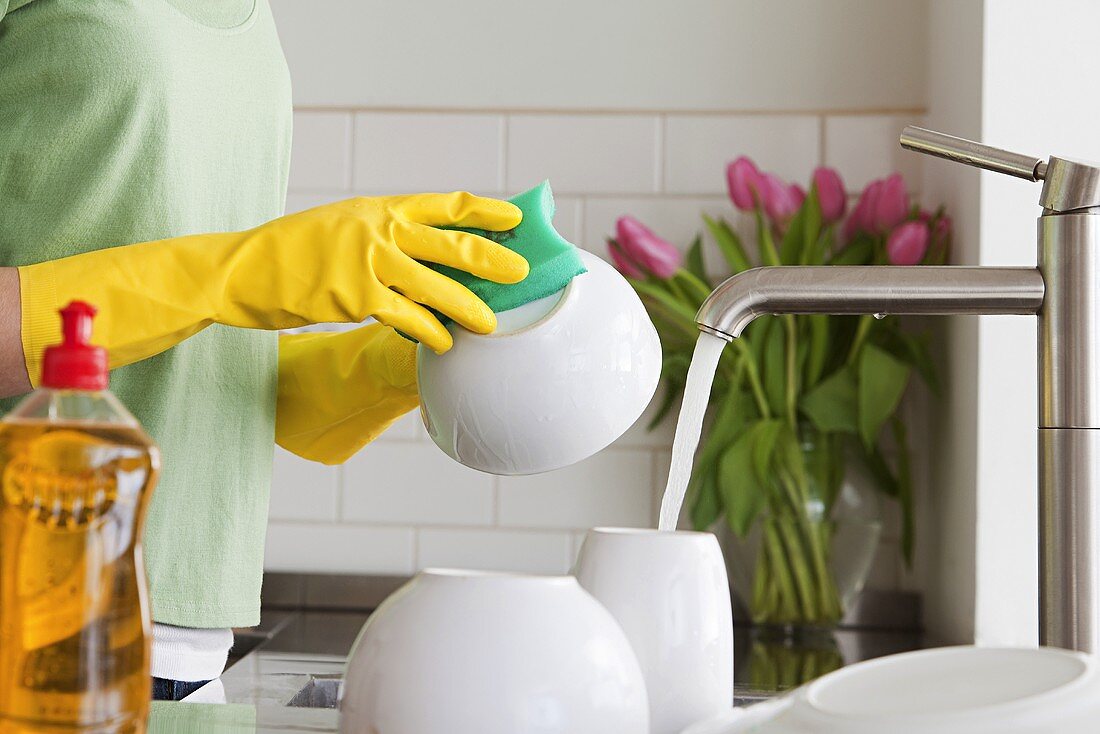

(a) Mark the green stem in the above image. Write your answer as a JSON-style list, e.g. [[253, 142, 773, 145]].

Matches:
[[762, 522, 801, 622], [846, 314, 874, 366], [674, 270, 714, 305], [783, 315, 798, 427], [731, 339, 771, 419], [775, 514, 818, 620]]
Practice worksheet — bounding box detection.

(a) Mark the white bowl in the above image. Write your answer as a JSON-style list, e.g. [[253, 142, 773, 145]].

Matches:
[[418, 250, 661, 475], [339, 569, 650, 734], [575, 528, 734, 734], [682, 646, 1100, 734]]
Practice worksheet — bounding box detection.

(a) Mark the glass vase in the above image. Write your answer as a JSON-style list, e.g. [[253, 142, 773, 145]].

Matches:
[[723, 433, 882, 638]]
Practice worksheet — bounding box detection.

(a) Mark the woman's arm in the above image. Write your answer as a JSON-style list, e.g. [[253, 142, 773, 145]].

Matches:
[[0, 268, 31, 398]]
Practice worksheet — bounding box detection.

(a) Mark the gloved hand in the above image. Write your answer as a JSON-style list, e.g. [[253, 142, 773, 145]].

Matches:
[[276, 324, 418, 464], [18, 193, 527, 385]]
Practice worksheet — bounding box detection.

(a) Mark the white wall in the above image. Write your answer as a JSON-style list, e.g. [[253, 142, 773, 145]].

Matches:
[[272, 0, 926, 112], [264, 1, 930, 583]]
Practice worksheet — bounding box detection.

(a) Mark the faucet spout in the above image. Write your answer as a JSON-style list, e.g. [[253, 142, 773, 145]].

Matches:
[[696, 266, 1046, 340]]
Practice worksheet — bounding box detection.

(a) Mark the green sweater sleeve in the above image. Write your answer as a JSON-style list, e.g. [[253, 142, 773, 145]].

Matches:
[[0, 0, 36, 22]]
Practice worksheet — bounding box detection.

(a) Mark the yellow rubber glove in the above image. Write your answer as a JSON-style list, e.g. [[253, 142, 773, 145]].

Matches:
[[18, 193, 526, 385], [276, 324, 418, 464]]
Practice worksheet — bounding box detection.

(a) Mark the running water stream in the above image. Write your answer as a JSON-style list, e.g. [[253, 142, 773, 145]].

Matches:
[[657, 333, 728, 531]]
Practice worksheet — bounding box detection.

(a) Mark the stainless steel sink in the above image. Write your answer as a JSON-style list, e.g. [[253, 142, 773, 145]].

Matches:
[[287, 674, 343, 708]]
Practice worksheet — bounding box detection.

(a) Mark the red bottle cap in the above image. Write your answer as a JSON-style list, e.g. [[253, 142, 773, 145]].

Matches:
[[41, 301, 109, 391]]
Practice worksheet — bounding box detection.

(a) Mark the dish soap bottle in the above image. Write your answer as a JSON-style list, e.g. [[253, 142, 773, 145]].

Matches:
[[0, 301, 159, 732]]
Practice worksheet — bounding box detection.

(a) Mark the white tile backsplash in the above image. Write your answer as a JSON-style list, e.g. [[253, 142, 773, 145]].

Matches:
[[289, 111, 352, 191], [550, 195, 584, 246], [354, 112, 504, 194], [380, 410, 424, 442], [664, 115, 820, 194], [417, 528, 573, 575], [342, 443, 494, 526], [824, 114, 924, 192], [498, 448, 654, 529], [269, 447, 338, 522], [271, 107, 926, 589], [506, 114, 661, 194], [264, 523, 414, 575]]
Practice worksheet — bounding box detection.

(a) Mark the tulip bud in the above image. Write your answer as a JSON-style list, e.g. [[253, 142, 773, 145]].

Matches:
[[812, 167, 847, 224], [607, 238, 644, 278], [759, 173, 801, 223], [842, 179, 882, 242], [886, 220, 930, 265], [873, 174, 909, 233], [614, 216, 683, 279], [726, 156, 764, 211]]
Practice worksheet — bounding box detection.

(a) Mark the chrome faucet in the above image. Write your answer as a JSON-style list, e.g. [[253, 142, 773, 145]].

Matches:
[[697, 126, 1100, 654]]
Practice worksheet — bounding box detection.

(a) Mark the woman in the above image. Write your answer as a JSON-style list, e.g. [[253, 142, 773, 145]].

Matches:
[[0, 0, 525, 700]]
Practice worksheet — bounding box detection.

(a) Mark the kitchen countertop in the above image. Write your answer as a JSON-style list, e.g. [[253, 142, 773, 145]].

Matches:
[[145, 609, 922, 732]]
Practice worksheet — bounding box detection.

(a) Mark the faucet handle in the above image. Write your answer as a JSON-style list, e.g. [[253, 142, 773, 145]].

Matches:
[[900, 126, 1047, 181], [901, 126, 1100, 212]]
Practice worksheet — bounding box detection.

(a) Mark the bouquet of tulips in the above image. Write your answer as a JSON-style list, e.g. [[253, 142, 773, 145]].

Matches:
[[610, 157, 949, 627]]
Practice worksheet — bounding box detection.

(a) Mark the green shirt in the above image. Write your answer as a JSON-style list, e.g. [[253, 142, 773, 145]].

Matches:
[[0, 0, 292, 627]]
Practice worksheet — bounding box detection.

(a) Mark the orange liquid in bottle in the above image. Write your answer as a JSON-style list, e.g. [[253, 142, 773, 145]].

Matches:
[[0, 421, 158, 733]]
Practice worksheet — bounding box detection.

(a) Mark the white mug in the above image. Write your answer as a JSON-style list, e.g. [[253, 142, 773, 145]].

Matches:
[[574, 528, 734, 734]]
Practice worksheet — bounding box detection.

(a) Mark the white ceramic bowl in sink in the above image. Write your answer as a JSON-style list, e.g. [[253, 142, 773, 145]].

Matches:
[[417, 249, 662, 475], [339, 569, 649, 734], [683, 645, 1100, 734]]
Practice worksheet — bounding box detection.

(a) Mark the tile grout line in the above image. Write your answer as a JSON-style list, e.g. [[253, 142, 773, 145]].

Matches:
[[818, 114, 827, 167], [293, 105, 929, 117]]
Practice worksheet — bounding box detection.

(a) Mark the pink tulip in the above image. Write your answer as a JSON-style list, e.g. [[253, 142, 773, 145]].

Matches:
[[726, 156, 764, 211], [614, 216, 682, 278], [886, 221, 930, 265], [933, 215, 951, 243], [842, 179, 881, 242], [607, 239, 644, 278], [813, 167, 847, 224], [759, 173, 801, 222], [873, 174, 909, 232]]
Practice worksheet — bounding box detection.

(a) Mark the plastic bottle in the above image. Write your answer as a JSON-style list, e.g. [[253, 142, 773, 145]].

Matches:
[[0, 302, 159, 732]]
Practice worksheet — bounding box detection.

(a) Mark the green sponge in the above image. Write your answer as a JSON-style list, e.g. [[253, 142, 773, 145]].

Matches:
[[429, 180, 587, 327]]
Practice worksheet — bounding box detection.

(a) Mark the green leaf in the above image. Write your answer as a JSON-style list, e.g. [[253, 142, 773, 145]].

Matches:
[[878, 330, 941, 397], [684, 235, 710, 287], [828, 235, 874, 265], [628, 278, 698, 325], [750, 420, 785, 483], [718, 419, 784, 536], [761, 320, 786, 418], [754, 209, 782, 266], [691, 464, 722, 531], [804, 315, 830, 388], [858, 442, 900, 497], [857, 344, 911, 448], [801, 190, 823, 262], [800, 367, 858, 434], [673, 269, 714, 307], [779, 206, 805, 265], [703, 214, 752, 273]]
